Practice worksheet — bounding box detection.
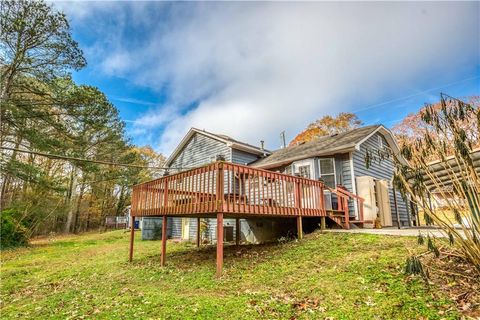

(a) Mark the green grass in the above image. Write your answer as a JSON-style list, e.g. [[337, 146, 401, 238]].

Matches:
[[1, 230, 458, 319]]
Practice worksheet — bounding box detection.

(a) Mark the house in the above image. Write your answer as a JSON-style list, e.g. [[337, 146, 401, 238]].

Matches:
[[141, 125, 412, 242], [250, 125, 412, 228], [141, 128, 275, 242]]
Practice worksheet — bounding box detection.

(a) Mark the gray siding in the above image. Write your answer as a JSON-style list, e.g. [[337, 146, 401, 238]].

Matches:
[[141, 217, 179, 240], [169, 132, 232, 172], [335, 153, 355, 216], [232, 149, 260, 165], [277, 155, 355, 216], [143, 132, 264, 241], [165, 133, 232, 240], [353, 133, 409, 226]]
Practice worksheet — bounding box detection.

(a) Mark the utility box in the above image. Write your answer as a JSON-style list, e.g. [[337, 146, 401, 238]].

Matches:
[[224, 226, 234, 242]]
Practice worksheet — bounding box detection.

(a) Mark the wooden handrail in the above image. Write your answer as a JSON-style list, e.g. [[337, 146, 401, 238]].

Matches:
[[131, 161, 363, 220], [335, 185, 365, 222]]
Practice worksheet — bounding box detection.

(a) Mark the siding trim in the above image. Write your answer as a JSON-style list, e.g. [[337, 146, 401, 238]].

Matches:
[[166, 128, 267, 166], [349, 152, 359, 219], [354, 125, 405, 164]]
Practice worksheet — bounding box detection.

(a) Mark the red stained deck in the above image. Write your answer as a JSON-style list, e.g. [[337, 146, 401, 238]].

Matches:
[[129, 161, 364, 277]]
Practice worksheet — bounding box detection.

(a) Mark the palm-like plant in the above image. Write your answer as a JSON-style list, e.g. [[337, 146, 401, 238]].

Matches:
[[393, 94, 479, 271]]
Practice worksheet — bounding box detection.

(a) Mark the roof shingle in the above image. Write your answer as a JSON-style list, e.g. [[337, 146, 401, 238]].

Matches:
[[250, 125, 381, 168]]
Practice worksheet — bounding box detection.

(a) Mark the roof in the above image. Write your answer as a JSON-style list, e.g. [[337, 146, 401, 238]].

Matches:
[[422, 148, 480, 191], [250, 125, 401, 169], [165, 128, 270, 167]]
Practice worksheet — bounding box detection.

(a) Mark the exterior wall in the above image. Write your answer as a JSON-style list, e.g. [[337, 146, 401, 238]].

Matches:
[[353, 132, 409, 226], [142, 132, 232, 240], [183, 217, 290, 244], [336, 153, 355, 216], [288, 155, 355, 216], [141, 217, 179, 240], [168, 132, 232, 173], [142, 133, 265, 241], [232, 148, 261, 165]]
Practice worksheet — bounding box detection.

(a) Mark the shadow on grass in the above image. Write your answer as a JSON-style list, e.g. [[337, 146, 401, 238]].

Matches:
[[132, 240, 289, 270]]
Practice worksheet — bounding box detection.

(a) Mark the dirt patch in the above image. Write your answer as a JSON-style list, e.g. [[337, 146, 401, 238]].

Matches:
[[420, 248, 480, 318]]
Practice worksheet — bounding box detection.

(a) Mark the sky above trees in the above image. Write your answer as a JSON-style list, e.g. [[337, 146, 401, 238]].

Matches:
[[54, 1, 479, 154]]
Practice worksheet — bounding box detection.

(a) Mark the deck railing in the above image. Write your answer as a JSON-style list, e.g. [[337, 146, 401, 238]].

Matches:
[[131, 161, 364, 220]]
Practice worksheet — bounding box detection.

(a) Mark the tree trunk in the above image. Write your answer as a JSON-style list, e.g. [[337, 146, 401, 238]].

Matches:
[[115, 185, 126, 216], [85, 196, 94, 232], [72, 181, 85, 234], [0, 135, 23, 207], [64, 167, 77, 233]]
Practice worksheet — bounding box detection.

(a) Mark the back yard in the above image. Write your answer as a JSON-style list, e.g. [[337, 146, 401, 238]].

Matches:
[[0, 230, 465, 319]]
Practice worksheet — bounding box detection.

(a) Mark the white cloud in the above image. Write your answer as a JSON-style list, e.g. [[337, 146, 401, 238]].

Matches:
[[134, 105, 180, 128], [101, 51, 132, 75], [56, 1, 479, 155]]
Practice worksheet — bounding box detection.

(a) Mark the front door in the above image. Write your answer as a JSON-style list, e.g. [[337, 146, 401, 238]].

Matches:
[[182, 218, 190, 240]]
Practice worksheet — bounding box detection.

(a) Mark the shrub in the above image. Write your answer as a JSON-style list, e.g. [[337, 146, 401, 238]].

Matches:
[[1, 209, 29, 249], [392, 95, 479, 271]]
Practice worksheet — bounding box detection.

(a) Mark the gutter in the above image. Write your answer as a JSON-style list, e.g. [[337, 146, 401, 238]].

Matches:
[[251, 146, 356, 169]]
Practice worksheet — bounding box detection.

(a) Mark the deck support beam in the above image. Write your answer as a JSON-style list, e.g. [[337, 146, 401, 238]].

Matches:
[[216, 213, 224, 278], [235, 218, 240, 246], [129, 216, 135, 262], [196, 217, 201, 248], [297, 216, 303, 240], [320, 216, 326, 232], [161, 215, 167, 266]]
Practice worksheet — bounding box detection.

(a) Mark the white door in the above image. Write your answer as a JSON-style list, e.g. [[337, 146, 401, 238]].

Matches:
[[293, 160, 314, 208]]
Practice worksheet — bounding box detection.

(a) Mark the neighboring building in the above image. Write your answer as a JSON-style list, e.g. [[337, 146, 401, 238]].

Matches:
[[142, 125, 412, 242]]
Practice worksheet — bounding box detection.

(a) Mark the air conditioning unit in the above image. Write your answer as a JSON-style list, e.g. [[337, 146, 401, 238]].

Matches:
[[323, 190, 333, 210]]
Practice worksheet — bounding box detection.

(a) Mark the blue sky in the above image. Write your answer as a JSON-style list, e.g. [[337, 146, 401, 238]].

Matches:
[[55, 1, 479, 155]]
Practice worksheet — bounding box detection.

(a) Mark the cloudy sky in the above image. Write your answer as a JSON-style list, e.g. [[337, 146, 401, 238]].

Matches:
[[55, 1, 479, 155]]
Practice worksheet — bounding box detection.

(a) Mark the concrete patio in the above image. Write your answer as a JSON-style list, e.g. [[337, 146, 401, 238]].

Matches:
[[325, 227, 467, 238]]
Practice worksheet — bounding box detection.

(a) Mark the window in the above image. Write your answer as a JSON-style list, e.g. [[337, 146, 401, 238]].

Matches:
[[318, 158, 336, 188], [284, 165, 293, 175], [297, 165, 311, 179], [293, 161, 312, 179]]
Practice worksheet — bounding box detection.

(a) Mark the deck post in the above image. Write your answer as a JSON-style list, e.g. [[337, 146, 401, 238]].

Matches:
[[196, 217, 201, 248], [297, 216, 303, 240], [216, 212, 224, 278], [320, 216, 326, 232], [129, 215, 135, 262], [161, 215, 167, 266], [235, 218, 240, 246], [343, 197, 350, 230]]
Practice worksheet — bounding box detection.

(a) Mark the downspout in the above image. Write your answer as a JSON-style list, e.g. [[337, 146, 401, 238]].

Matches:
[[392, 184, 401, 229]]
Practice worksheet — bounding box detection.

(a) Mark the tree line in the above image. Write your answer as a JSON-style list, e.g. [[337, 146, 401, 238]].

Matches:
[[0, 0, 164, 246]]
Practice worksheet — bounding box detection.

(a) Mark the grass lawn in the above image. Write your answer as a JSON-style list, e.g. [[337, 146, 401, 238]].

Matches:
[[1, 230, 459, 319]]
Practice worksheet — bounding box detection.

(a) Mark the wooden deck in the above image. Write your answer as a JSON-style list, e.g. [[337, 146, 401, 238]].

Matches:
[[131, 162, 363, 220], [129, 161, 364, 277]]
